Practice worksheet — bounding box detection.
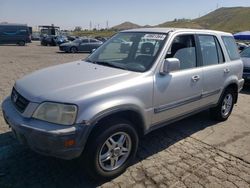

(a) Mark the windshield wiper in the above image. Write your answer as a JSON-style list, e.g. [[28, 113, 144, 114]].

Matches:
[[84, 59, 127, 70], [94, 61, 128, 70]]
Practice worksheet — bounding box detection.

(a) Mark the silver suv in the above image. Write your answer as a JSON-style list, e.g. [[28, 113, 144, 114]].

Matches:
[[2, 28, 244, 179]]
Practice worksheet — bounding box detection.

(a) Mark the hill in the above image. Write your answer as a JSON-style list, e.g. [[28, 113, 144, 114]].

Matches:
[[195, 7, 250, 32], [112, 22, 141, 30], [157, 7, 250, 33]]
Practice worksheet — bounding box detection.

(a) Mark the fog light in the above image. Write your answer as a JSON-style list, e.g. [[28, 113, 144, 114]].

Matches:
[[64, 139, 76, 147]]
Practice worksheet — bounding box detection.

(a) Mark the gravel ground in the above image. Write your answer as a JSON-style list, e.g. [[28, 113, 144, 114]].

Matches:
[[0, 42, 250, 188]]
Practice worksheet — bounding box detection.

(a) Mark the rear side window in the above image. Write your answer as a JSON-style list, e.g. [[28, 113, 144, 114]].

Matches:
[[222, 36, 240, 60], [198, 35, 224, 66]]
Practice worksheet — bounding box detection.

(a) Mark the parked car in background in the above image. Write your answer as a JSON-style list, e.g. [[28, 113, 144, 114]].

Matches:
[[240, 47, 250, 83], [40, 35, 68, 46], [59, 38, 103, 53], [0, 23, 31, 46], [56, 36, 68, 45], [2, 28, 244, 180], [237, 42, 249, 52]]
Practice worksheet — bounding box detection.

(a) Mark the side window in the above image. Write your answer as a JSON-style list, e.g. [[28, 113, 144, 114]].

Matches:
[[198, 35, 224, 66], [166, 35, 197, 70], [222, 36, 240, 60]]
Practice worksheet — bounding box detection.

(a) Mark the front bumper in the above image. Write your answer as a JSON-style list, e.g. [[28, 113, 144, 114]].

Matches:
[[59, 46, 70, 52], [2, 97, 91, 160], [238, 78, 245, 91]]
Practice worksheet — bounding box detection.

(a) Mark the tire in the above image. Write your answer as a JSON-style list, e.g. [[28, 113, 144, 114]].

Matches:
[[17, 41, 25, 46], [70, 47, 77, 53], [210, 88, 235, 121], [81, 118, 138, 180]]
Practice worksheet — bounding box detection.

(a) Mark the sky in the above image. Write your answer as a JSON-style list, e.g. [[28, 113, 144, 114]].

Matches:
[[0, 0, 250, 30]]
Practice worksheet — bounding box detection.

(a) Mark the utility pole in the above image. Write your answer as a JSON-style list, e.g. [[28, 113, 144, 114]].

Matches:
[[89, 21, 92, 30], [106, 20, 109, 29]]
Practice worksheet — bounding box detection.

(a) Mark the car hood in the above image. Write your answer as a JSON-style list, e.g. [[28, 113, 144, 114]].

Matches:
[[15, 60, 138, 103], [241, 57, 250, 68]]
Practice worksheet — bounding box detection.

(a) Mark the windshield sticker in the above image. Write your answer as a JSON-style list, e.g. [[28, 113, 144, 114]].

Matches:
[[144, 34, 166, 40]]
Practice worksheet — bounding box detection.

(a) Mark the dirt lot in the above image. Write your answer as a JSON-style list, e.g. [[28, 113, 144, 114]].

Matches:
[[0, 42, 250, 188]]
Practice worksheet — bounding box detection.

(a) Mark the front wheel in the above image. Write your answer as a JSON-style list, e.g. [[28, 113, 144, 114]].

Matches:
[[70, 46, 77, 53], [210, 88, 235, 121], [81, 118, 138, 180]]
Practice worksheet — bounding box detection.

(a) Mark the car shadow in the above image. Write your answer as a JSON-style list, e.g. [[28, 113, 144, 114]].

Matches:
[[0, 111, 218, 188], [241, 85, 250, 94]]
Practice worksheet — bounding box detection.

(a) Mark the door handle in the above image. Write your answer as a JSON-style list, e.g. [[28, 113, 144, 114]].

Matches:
[[192, 75, 200, 82], [224, 68, 230, 73]]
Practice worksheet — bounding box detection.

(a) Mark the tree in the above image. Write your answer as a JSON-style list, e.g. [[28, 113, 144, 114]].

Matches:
[[74, 26, 82, 32]]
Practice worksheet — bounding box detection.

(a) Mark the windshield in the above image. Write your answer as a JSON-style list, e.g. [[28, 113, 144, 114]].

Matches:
[[241, 47, 250, 58], [72, 39, 82, 43], [86, 32, 167, 72]]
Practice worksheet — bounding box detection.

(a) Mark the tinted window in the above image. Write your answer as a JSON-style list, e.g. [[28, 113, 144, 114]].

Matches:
[[167, 35, 197, 70], [198, 35, 224, 66], [222, 36, 240, 60], [241, 47, 250, 58]]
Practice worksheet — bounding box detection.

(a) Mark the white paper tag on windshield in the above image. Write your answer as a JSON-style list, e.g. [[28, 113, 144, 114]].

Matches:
[[144, 34, 166, 40]]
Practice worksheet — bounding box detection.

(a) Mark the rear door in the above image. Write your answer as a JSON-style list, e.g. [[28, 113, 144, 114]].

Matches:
[[152, 34, 204, 125], [89, 39, 99, 51], [197, 35, 227, 105]]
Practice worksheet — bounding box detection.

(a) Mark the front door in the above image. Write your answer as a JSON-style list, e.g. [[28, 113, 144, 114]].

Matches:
[[79, 39, 90, 51], [152, 34, 203, 125]]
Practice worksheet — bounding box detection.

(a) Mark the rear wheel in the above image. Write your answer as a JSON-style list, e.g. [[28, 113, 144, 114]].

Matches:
[[210, 88, 235, 121], [81, 118, 138, 180], [17, 41, 25, 46], [70, 47, 77, 53]]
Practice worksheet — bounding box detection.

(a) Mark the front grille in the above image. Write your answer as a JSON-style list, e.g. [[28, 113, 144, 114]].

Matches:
[[11, 88, 29, 113], [244, 67, 250, 73]]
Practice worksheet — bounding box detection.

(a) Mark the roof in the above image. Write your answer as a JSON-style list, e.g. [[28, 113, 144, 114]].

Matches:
[[121, 27, 231, 36], [38, 25, 60, 29], [0, 23, 27, 26]]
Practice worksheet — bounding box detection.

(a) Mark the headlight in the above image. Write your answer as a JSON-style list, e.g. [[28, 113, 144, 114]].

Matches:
[[33, 102, 77, 125]]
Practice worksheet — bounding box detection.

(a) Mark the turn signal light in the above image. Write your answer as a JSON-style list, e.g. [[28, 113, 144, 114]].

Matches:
[[64, 139, 76, 147]]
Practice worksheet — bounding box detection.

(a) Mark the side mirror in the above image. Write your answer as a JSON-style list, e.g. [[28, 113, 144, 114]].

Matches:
[[91, 48, 96, 53], [160, 58, 180, 74]]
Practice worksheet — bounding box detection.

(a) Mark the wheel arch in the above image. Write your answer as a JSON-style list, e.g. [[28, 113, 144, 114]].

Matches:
[[86, 107, 146, 138], [222, 82, 239, 103]]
